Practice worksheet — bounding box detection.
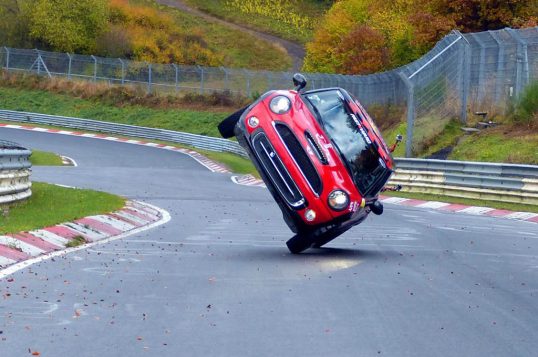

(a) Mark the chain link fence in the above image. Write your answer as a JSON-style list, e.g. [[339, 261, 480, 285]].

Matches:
[[1, 26, 537, 157]]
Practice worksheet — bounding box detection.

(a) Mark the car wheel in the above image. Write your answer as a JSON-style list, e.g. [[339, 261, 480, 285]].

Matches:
[[286, 233, 312, 254], [312, 225, 350, 248]]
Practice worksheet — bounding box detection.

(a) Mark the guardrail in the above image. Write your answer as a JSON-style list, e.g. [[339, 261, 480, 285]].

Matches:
[[1, 109, 536, 206], [0, 140, 32, 205], [0, 109, 247, 157], [389, 159, 538, 206]]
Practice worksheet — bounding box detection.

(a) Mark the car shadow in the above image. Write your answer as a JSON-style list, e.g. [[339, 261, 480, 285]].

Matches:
[[243, 245, 394, 263]]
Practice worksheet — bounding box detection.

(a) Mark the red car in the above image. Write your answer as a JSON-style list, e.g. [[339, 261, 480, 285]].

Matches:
[[219, 74, 394, 253]]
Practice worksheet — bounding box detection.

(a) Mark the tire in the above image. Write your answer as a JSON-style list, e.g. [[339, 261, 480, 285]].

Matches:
[[286, 233, 312, 254], [312, 225, 350, 248], [218, 106, 247, 138]]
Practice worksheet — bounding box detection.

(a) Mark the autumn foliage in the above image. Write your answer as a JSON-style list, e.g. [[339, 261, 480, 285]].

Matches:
[[100, 0, 222, 65], [303, 0, 537, 75], [0, 0, 222, 66]]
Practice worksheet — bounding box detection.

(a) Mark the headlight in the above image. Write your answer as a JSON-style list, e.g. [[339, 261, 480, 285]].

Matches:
[[304, 209, 316, 222], [247, 116, 259, 128], [269, 96, 291, 114], [328, 190, 349, 211]]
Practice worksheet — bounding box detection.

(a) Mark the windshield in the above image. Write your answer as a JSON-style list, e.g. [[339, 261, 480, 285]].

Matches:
[[304, 90, 390, 197]]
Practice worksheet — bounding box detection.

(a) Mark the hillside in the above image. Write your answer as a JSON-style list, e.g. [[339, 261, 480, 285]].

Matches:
[[0, 0, 292, 71]]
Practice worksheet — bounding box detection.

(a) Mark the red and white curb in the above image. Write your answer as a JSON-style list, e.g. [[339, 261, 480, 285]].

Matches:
[[378, 195, 538, 224], [0, 123, 231, 174], [231, 174, 538, 225], [0, 201, 171, 277], [231, 174, 266, 188]]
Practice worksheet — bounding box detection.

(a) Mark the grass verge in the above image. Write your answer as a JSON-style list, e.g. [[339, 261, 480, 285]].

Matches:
[[383, 190, 538, 214], [0, 86, 229, 138], [30, 150, 64, 166], [0, 182, 125, 234]]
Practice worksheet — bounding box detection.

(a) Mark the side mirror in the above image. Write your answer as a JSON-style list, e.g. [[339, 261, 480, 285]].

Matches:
[[292, 73, 307, 92], [389, 134, 403, 153]]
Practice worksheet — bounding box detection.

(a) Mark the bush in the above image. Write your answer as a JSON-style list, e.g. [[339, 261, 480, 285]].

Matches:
[[512, 81, 538, 127]]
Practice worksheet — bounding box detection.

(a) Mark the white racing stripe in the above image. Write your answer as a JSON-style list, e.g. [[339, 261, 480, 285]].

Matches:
[[381, 197, 410, 204], [29, 230, 70, 246], [62, 223, 107, 241], [89, 215, 137, 231], [113, 211, 149, 226], [0, 236, 45, 256], [0, 256, 16, 268], [416, 201, 451, 209], [506, 212, 538, 220], [458, 206, 496, 215]]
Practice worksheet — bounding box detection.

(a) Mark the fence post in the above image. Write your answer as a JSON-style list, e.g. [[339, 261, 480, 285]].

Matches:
[[470, 33, 487, 106], [220, 66, 229, 91], [243, 69, 251, 97], [35, 49, 41, 75], [66, 53, 72, 80], [197, 65, 205, 94], [118, 59, 125, 85], [398, 72, 415, 158], [147, 63, 152, 94], [506, 28, 529, 98], [4, 47, 10, 71], [172, 64, 179, 93], [91, 55, 97, 82], [455, 31, 471, 124], [488, 30, 505, 104]]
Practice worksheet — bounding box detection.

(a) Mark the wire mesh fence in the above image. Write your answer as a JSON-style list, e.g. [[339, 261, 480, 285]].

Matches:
[[0, 26, 537, 157]]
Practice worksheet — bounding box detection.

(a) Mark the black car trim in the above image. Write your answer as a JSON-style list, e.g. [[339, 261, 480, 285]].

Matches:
[[251, 131, 306, 209], [273, 122, 323, 197]]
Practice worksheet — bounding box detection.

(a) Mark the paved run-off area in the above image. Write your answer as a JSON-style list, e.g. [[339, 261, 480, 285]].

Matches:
[[1, 127, 537, 357]]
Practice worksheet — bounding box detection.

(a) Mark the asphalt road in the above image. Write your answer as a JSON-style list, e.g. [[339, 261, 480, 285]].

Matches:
[[1, 128, 538, 356]]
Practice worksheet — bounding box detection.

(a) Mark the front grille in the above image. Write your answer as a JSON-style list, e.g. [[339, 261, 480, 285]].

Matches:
[[251, 132, 305, 209], [275, 124, 323, 196]]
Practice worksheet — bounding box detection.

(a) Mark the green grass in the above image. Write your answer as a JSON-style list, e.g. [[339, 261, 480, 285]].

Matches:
[[65, 235, 88, 248], [133, 0, 292, 70], [449, 131, 538, 164], [30, 150, 63, 166], [198, 149, 259, 177], [0, 182, 125, 234], [0, 87, 228, 137], [181, 0, 329, 44], [383, 190, 538, 214]]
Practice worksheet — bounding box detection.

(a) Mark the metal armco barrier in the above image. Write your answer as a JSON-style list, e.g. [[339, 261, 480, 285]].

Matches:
[[0, 140, 32, 205], [1, 109, 537, 206], [390, 158, 538, 206], [0, 109, 247, 157]]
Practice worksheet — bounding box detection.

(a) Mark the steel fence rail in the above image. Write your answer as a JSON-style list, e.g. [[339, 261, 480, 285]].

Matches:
[[1, 109, 537, 206], [0, 144, 32, 205]]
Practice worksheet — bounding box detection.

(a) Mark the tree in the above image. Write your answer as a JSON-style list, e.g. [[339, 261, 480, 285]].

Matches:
[[28, 0, 109, 53], [0, 0, 33, 47], [430, 0, 537, 32]]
